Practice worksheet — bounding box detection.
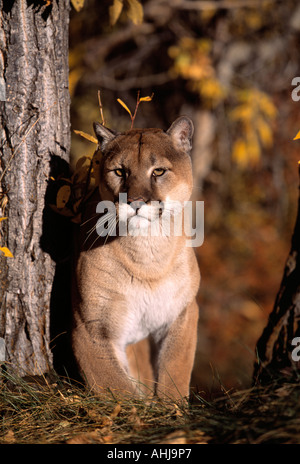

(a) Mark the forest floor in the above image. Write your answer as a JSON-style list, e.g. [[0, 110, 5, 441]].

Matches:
[[0, 369, 299, 445]]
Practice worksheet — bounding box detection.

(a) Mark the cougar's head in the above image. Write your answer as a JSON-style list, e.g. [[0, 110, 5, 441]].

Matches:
[[93, 116, 194, 236]]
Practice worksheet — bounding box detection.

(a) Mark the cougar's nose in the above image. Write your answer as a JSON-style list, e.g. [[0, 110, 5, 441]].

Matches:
[[127, 197, 146, 212]]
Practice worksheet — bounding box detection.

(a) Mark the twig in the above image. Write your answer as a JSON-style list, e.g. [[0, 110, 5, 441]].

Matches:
[[118, 92, 154, 129], [85, 72, 173, 92], [97, 90, 105, 126], [169, 0, 276, 10], [131, 91, 141, 130]]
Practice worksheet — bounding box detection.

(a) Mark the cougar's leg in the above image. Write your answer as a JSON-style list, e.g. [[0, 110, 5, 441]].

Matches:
[[154, 299, 199, 400], [72, 320, 139, 396], [126, 337, 155, 395]]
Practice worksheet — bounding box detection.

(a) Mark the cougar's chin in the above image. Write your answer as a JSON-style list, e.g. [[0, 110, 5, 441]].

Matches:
[[118, 202, 160, 237], [128, 215, 151, 231]]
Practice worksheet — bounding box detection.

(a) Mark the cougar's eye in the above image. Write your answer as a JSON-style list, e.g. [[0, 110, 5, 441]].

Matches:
[[153, 168, 166, 177], [114, 168, 125, 177]]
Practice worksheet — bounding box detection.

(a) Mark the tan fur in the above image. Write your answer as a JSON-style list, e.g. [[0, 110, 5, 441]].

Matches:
[[72, 117, 200, 400]]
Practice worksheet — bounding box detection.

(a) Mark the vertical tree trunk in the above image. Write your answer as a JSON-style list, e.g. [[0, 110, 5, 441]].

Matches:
[[0, 0, 70, 376], [253, 163, 300, 384]]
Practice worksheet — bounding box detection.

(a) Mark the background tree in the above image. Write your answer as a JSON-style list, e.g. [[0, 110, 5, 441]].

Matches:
[[0, 0, 70, 376], [254, 163, 300, 384]]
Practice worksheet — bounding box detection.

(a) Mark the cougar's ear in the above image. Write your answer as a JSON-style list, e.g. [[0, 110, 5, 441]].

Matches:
[[167, 116, 194, 154], [93, 122, 118, 151]]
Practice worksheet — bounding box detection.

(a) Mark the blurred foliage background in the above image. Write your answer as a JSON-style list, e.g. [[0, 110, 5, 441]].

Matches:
[[68, 0, 300, 397]]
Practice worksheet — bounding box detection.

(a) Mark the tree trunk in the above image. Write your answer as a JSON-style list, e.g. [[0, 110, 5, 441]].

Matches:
[[253, 163, 300, 384], [0, 0, 70, 376]]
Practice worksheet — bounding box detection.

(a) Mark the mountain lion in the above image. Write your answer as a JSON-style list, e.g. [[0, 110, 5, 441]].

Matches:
[[71, 116, 200, 400]]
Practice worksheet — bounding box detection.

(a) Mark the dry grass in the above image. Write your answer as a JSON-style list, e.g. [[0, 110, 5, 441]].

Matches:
[[0, 368, 299, 444]]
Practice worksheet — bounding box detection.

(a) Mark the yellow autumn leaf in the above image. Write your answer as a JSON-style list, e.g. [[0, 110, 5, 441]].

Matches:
[[139, 94, 154, 102], [0, 247, 13, 258], [232, 138, 248, 167], [109, 0, 124, 26], [117, 98, 132, 117], [229, 104, 253, 122], [0, 217, 7, 222], [75, 155, 92, 171], [126, 0, 143, 25], [258, 94, 277, 119], [71, 0, 84, 11], [56, 185, 71, 209], [69, 68, 84, 98], [198, 78, 226, 106], [293, 130, 300, 141], [256, 117, 273, 148], [235, 89, 251, 103], [73, 165, 90, 184], [74, 130, 98, 144]]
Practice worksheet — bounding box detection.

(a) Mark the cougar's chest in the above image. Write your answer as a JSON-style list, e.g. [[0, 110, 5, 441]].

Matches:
[[121, 276, 189, 346]]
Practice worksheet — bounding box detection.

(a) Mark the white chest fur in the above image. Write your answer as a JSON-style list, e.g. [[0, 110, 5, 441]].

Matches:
[[120, 276, 190, 347]]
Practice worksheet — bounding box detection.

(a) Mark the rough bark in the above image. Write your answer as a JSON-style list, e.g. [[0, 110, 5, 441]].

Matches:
[[0, 0, 70, 376], [253, 163, 300, 384]]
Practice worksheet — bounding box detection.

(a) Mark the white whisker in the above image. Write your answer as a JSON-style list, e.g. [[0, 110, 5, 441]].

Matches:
[[83, 225, 97, 245], [104, 216, 117, 245], [84, 213, 115, 245], [80, 214, 99, 227]]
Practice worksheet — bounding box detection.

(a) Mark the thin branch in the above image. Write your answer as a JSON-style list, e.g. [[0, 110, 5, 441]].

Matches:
[[89, 72, 174, 92], [97, 90, 105, 126], [131, 91, 140, 129], [84, 23, 155, 68], [168, 0, 277, 10]]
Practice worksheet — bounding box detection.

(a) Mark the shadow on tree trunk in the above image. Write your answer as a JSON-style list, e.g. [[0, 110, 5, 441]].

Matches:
[[40, 154, 80, 382]]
